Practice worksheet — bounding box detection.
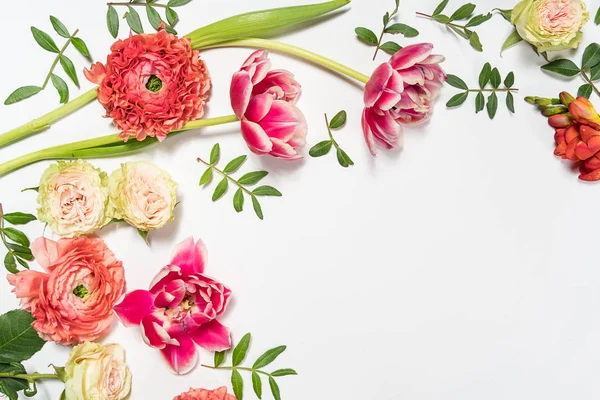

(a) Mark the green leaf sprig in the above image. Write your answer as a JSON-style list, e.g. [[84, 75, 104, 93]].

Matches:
[[446, 63, 518, 119], [595, 6, 600, 25], [106, 0, 192, 37], [541, 43, 600, 99], [355, 0, 419, 59], [0, 204, 36, 274], [4, 16, 90, 105], [198, 144, 282, 220], [202, 333, 297, 400], [309, 111, 354, 168], [416, 0, 492, 52]]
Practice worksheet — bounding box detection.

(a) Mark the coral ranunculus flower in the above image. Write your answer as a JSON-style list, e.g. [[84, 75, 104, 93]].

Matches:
[[6, 237, 125, 344], [174, 387, 236, 400], [84, 24, 211, 142], [114, 237, 232, 375]]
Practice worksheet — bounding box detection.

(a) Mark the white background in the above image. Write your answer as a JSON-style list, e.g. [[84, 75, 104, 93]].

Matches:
[[1, 0, 600, 399]]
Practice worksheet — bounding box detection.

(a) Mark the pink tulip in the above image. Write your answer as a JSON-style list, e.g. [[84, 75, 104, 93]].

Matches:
[[231, 50, 306, 160], [362, 43, 446, 155], [114, 237, 231, 375]]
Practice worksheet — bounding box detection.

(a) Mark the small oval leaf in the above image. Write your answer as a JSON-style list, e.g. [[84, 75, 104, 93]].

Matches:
[[233, 188, 245, 212], [446, 74, 468, 90], [329, 110, 347, 129], [59, 55, 79, 87], [107, 5, 119, 38], [446, 92, 468, 107], [238, 171, 268, 185], [31, 27, 59, 53], [223, 155, 247, 173], [252, 196, 264, 220], [212, 178, 228, 201], [309, 140, 333, 157], [210, 143, 220, 164], [126, 6, 144, 34], [4, 86, 43, 105], [253, 346, 287, 369], [50, 16, 70, 38], [355, 27, 378, 45], [232, 333, 251, 366], [2, 213, 37, 225]]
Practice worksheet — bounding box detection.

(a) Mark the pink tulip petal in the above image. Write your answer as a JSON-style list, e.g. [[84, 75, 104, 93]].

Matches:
[[161, 337, 198, 375], [245, 93, 273, 122], [141, 314, 173, 349], [150, 265, 181, 292], [191, 319, 232, 351], [260, 101, 305, 142], [362, 108, 378, 156], [364, 63, 393, 107], [375, 90, 402, 111], [270, 137, 303, 160], [30, 237, 60, 271], [114, 289, 155, 326], [390, 43, 433, 70], [170, 237, 208, 276], [241, 120, 273, 154], [421, 54, 445, 64], [398, 67, 425, 85], [230, 71, 253, 118]]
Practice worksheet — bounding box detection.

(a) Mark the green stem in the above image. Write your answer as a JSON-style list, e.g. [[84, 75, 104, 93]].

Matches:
[[0, 372, 58, 381], [0, 115, 239, 178], [324, 114, 340, 150], [415, 11, 467, 29], [200, 364, 271, 377], [42, 29, 79, 89], [206, 38, 370, 84], [107, 2, 168, 8], [467, 88, 519, 93], [197, 158, 254, 197], [0, 88, 97, 149], [580, 69, 600, 97]]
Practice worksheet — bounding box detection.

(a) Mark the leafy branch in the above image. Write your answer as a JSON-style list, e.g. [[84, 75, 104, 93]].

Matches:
[[4, 16, 90, 105], [355, 0, 419, 58], [106, 0, 193, 37], [446, 62, 518, 119], [309, 111, 354, 168], [541, 43, 600, 99], [416, 0, 492, 52], [198, 144, 282, 220], [0, 204, 36, 274], [202, 333, 297, 400]]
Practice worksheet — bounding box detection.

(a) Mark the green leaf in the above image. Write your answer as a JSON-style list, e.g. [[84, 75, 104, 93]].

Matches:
[[578, 84, 593, 99], [487, 92, 498, 119], [380, 41, 402, 55], [2, 213, 37, 225], [450, 3, 476, 21], [469, 31, 483, 52], [233, 188, 244, 212], [50, 16, 70, 38], [214, 351, 225, 367], [446, 92, 468, 107], [126, 6, 144, 34], [31, 27, 59, 53], [4, 253, 18, 274], [490, 68, 501, 88], [329, 110, 347, 129], [496, 8, 512, 22], [223, 155, 247, 173], [541, 59, 580, 77], [591, 63, 600, 80], [210, 143, 220, 164], [268, 376, 281, 400], [231, 369, 244, 400], [146, 6, 163, 30], [0, 362, 28, 392], [445, 74, 468, 90], [232, 333, 251, 366], [475, 91, 485, 113], [166, 7, 179, 27], [238, 171, 268, 185], [355, 27, 378, 45], [71, 37, 90, 57], [212, 178, 228, 201], [4, 86, 42, 105], [595, 6, 600, 25], [199, 167, 213, 186], [465, 13, 492, 27], [506, 91, 515, 113], [59, 55, 79, 87], [385, 23, 419, 37], [3, 228, 30, 247], [252, 186, 282, 197], [253, 346, 286, 369], [504, 71, 515, 88], [168, 0, 193, 6], [500, 29, 523, 55], [137, 229, 149, 243], [7, 244, 33, 261], [271, 368, 298, 377], [21, 186, 39, 193], [479, 62, 491, 88], [51, 365, 67, 382], [252, 371, 262, 399], [582, 43, 600, 69], [51, 74, 69, 104], [336, 148, 354, 168], [252, 196, 263, 220], [107, 5, 119, 38], [0, 380, 18, 400], [432, 14, 451, 23], [309, 140, 333, 157], [0, 310, 46, 363], [15, 258, 29, 270], [448, 25, 469, 39], [432, 0, 449, 16], [383, 12, 390, 26]]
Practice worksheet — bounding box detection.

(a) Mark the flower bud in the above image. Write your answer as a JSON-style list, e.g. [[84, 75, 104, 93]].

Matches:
[[541, 105, 568, 116], [548, 114, 573, 128], [560, 92, 576, 106]]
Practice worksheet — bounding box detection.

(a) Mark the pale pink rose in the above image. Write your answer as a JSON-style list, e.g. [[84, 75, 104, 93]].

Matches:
[[362, 43, 446, 155], [230, 50, 306, 160], [114, 237, 231, 375], [173, 387, 236, 400], [6, 237, 125, 345], [84, 24, 211, 142]]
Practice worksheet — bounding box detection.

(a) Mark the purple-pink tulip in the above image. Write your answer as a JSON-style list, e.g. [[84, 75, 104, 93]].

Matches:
[[114, 237, 231, 375], [362, 43, 446, 155], [230, 50, 307, 160]]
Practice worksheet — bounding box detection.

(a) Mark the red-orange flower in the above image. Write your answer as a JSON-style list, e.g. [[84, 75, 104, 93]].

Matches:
[[85, 25, 211, 142]]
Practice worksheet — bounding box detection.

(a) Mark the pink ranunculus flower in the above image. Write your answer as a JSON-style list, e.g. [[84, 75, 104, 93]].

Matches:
[[230, 50, 306, 160], [7, 237, 125, 345], [362, 43, 446, 155], [114, 237, 231, 375], [173, 387, 236, 400], [84, 24, 211, 142]]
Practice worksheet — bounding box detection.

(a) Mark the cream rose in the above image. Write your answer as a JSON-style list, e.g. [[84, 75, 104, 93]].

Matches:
[[37, 160, 113, 237], [511, 0, 590, 52], [109, 161, 177, 232], [64, 342, 132, 400]]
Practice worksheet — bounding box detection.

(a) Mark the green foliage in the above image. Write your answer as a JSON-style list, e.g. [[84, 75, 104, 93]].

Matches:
[[106, 0, 184, 37], [1, 205, 36, 273], [309, 111, 354, 168]]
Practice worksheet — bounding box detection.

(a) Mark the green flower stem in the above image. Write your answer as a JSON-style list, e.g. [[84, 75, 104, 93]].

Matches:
[[0, 88, 97, 149], [325, 114, 341, 151], [42, 29, 80, 90], [201, 364, 272, 377], [0, 114, 239, 178], [205, 38, 370, 84], [0, 372, 58, 382], [197, 158, 254, 197], [580, 69, 600, 97]]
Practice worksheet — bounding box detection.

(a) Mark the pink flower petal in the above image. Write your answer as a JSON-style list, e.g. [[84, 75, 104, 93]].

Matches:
[[114, 289, 156, 326], [241, 120, 273, 154], [141, 314, 173, 349], [390, 43, 433, 70], [364, 63, 394, 107], [261, 101, 305, 142], [161, 337, 198, 375], [230, 71, 253, 118], [170, 237, 208, 276], [6, 270, 47, 299], [191, 319, 232, 351], [269, 137, 303, 160], [30, 237, 60, 271], [245, 93, 273, 122]]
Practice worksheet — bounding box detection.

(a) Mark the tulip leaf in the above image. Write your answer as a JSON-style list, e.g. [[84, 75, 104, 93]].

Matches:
[[231, 369, 243, 400], [106, 5, 119, 38], [380, 41, 402, 55], [479, 62, 491, 88], [487, 92, 498, 119], [268, 377, 281, 400], [506, 91, 515, 113], [578, 84, 593, 99], [233, 188, 244, 212], [4, 86, 43, 105], [450, 3, 476, 21], [50, 16, 70, 38], [252, 371, 262, 399], [446, 92, 468, 107], [433, 0, 449, 16], [446, 74, 469, 90], [355, 27, 378, 45], [31, 27, 59, 53], [475, 92, 485, 113], [541, 59, 580, 77], [582, 43, 600, 69]]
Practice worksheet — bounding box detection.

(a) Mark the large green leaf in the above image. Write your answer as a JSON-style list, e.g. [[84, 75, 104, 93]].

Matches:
[[0, 310, 45, 363]]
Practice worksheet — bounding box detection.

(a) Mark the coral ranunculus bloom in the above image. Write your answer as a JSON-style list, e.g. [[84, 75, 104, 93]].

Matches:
[[85, 25, 211, 142], [173, 387, 236, 400]]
